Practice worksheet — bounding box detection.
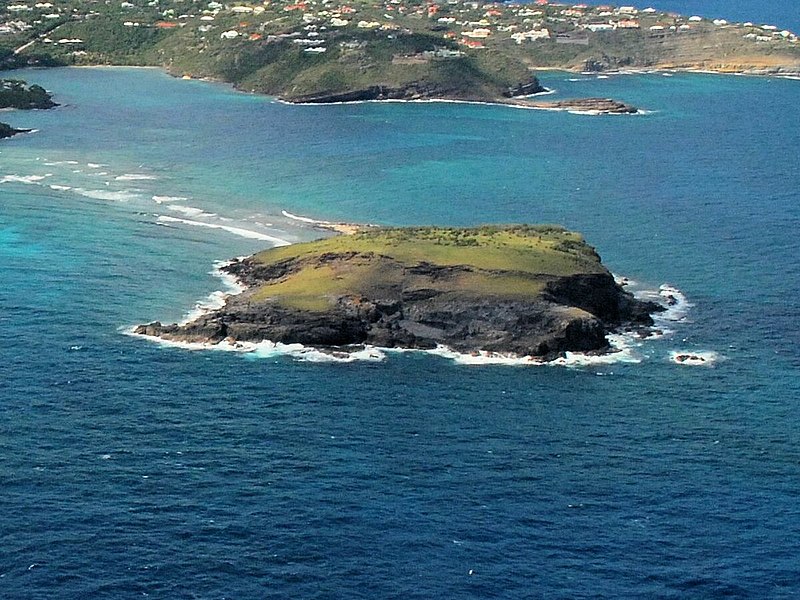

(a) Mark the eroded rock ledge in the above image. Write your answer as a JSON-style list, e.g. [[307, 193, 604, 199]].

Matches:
[[285, 77, 547, 104], [507, 97, 640, 114], [136, 226, 663, 359]]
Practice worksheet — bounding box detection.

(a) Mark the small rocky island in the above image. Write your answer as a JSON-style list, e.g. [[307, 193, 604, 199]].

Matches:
[[0, 122, 30, 140], [0, 79, 57, 139], [508, 97, 640, 114], [136, 226, 663, 359]]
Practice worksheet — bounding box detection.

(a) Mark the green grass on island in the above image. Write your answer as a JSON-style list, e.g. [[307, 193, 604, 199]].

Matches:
[[246, 225, 608, 312]]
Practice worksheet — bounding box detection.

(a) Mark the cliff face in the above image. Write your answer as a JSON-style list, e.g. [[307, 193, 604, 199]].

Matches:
[[285, 77, 546, 104], [136, 226, 663, 359]]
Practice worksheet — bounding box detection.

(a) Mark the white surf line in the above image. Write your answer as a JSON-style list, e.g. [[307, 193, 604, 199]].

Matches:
[[281, 209, 331, 225], [156, 215, 292, 245]]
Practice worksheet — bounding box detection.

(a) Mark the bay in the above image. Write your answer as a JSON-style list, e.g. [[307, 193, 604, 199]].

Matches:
[[1, 32, 799, 600]]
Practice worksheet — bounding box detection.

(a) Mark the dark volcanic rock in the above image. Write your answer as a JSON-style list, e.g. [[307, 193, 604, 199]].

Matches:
[[503, 79, 548, 97], [135, 249, 664, 360], [507, 97, 639, 114], [288, 76, 546, 104], [0, 122, 30, 139], [288, 83, 450, 103]]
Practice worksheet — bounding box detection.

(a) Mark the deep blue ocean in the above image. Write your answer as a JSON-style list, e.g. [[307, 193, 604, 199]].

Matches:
[[2, 5, 800, 596]]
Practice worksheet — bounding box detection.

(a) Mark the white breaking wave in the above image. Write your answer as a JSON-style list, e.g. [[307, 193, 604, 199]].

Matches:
[[125, 328, 388, 363], [49, 184, 72, 191], [249, 342, 386, 362], [282, 209, 324, 224], [549, 334, 644, 367], [156, 215, 292, 245], [179, 259, 247, 325], [74, 188, 143, 202], [152, 195, 188, 204], [1, 174, 52, 184], [630, 283, 692, 338], [568, 109, 603, 116], [655, 284, 693, 323], [669, 350, 720, 366], [167, 204, 217, 219], [115, 173, 157, 181], [418, 331, 644, 367], [129, 333, 646, 367]]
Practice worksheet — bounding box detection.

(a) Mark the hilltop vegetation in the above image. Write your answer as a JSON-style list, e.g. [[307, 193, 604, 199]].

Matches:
[[243, 225, 606, 310], [2, 1, 799, 101]]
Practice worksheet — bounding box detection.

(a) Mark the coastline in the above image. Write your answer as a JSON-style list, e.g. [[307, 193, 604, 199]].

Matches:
[[193, 65, 799, 111], [84, 64, 800, 117], [125, 272, 704, 367], [126, 218, 704, 367], [280, 210, 369, 236]]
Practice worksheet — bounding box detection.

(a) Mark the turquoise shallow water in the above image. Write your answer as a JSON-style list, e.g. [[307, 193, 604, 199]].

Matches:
[[1, 63, 799, 597]]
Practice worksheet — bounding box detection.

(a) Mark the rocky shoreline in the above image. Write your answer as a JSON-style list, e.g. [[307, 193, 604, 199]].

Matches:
[[135, 226, 665, 361], [505, 97, 639, 114], [279, 81, 639, 115], [0, 123, 31, 140], [283, 77, 547, 104]]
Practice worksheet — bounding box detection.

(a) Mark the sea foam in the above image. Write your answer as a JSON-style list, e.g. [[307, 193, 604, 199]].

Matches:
[[179, 259, 247, 325], [152, 195, 188, 204], [282, 210, 323, 224], [74, 188, 143, 202], [1, 174, 52, 185], [669, 350, 720, 366], [156, 215, 292, 245], [115, 173, 157, 181], [167, 204, 218, 219]]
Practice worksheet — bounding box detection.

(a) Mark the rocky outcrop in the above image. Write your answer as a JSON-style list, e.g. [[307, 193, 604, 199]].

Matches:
[[0, 79, 57, 140], [288, 85, 422, 103], [506, 97, 639, 114], [0, 79, 57, 110], [583, 56, 637, 73], [136, 240, 663, 359], [503, 79, 548, 97], [287, 76, 546, 104], [0, 122, 30, 139]]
